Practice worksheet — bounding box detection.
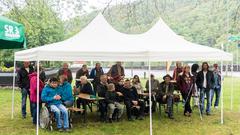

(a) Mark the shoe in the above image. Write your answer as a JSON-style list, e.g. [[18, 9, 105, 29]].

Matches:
[[206, 112, 211, 116], [22, 116, 26, 119], [169, 116, 174, 119], [214, 106, 218, 109], [64, 128, 71, 132], [58, 128, 64, 132], [188, 113, 192, 117], [184, 112, 189, 116]]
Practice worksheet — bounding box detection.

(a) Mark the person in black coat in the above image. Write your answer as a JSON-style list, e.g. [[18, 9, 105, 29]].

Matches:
[[96, 75, 108, 121], [107, 62, 125, 83], [74, 76, 94, 110], [76, 64, 89, 88], [196, 62, 215, 115], [17, 61, 34, 118], [90, 63, 104, 90], [122, 79, 145, 121]]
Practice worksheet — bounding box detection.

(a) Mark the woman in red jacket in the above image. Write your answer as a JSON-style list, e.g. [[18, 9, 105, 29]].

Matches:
[[177, 65, 194, 117], [29, 71, 45, 124]]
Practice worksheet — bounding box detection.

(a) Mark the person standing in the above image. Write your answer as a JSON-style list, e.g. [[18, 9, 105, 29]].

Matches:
[[107, 62, 125, 83], [29, 70, 45, 124], [191, 64, 200, 108], [173, 62, 183, 81], [211, 64, 221, 109], [17, 61, 34, 119], [57, 63, 73, 84], [145, 74, 159, 112], [89, 63, 104, 90], [178, 65, 194, 117], [76, 64, 89, 88], [196, 62, 215, 115]]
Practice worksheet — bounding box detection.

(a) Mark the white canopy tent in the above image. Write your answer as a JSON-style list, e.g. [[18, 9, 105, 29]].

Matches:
[[12, 13, 233, 135]]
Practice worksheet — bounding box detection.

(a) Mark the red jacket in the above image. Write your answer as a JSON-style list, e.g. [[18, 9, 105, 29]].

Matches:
[[29, 72, 45, 103]]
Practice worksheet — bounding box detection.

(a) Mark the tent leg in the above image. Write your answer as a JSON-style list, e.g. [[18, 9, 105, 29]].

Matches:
[[36, 60, 40, 135], [231, 60, 233, 111], [148, 60, 152, 135], [11, 59, 16, 119], [220, 60, 224, 124]]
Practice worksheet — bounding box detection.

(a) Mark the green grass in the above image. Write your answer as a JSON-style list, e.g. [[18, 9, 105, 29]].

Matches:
[[0, 77, 239, 135]]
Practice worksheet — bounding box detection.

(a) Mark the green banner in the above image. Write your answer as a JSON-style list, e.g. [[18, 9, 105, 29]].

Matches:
[[0, 16, 25, 49], [228, 35, 240, 42]]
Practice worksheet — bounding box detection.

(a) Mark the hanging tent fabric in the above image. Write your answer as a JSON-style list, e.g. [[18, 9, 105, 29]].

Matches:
[[0, 16, 26, 49], [13, 13, 233, 135]]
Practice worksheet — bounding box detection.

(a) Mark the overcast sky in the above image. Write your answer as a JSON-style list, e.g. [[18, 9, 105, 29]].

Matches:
[[0, 0, 137, 20]]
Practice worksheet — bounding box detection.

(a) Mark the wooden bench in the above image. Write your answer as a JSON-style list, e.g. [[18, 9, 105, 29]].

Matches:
[[68, 107, 84, 112]]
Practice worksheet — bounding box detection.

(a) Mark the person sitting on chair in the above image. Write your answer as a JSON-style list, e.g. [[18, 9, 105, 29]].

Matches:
[[105, 83, 124, 123], [59, 75, 74, 107], [122, 79, 145, 121], [41, 77, 70, 132], [74, 76, 94, 110], [157, 74, 174, 119], [96, 75, 108, 122]]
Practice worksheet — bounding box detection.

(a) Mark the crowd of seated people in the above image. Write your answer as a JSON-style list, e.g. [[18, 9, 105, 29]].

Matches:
[[17, 61, 221, 132]]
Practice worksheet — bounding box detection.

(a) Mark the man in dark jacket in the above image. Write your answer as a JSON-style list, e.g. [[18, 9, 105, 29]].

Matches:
[[122, 79, 145, 121], [17, 61, 34, 118], [157, 74, 175, 119], [196, 62, 215, 115], [90, 63, 104, 90], [57, 63, 73, 84], [96, 75, 108, 121], [107, 62, 125, 83], [76, 64, 89, 87], [74, 76, 94, 110], [211, 64, 221, 108]]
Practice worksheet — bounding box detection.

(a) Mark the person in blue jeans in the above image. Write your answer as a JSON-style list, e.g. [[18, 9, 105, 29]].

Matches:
[[41, 77, 70, 132], [17, 61, 34, 119], [59, 75, 74, 107], [196, 62, 215, 115], [211, 64, 221, 109]]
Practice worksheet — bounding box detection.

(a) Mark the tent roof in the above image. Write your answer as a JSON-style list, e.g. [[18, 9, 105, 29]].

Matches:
[[15, 13, 232, 62]]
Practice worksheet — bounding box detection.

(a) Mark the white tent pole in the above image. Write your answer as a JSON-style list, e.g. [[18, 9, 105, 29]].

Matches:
[[148, 60, 152, 135], [220, 43, 224, 124], [230, 60, 233, 110], [220, 60, 224, 124], [36, 60, 40, 135], [131, 62, 133, 77], [11, 59, 16, 119]]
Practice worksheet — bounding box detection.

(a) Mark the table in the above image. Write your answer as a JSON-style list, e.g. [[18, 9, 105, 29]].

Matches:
[[76, 93, 105, 122]]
